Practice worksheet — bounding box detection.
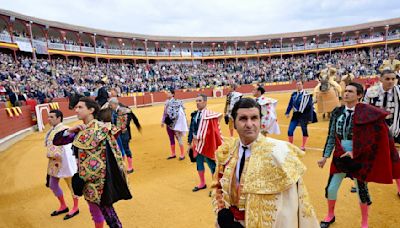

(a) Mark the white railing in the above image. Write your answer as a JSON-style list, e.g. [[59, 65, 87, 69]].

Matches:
[[318, 43, 330, 48], [48, 42, 65, 50], [258, 49, 269, 54], [134, 51, 146, 56], [237, 50, 247, 55], [170, 52, 181, 56], [181, 52, 191, 57], [330, 42, 343, 47], [293, 46, 304, 51], [305, 44, 316, 50], [343, 40, 357, 46], [193, 52, 203, 57], [96, 48, 107, 54], [281, 47, 292, 52], [225, 50, 235, 55], [387, 34, 400, 40], [65, 44, 81, 52], [360, 37, 384, 43], [202, 51, 213, 56], [147, 51, 157, 56], [0, 33, 12, 43], [270, 48, 280, 53], [122, 50, 134, 55], [247, 50, 257, 54], [14, 36, 30, 43], [214, 51, 225, 56], [32, 40, 46, 46], [81, 46, 95, 53], [157, 52, 169, 56], [108, 49, 121, 55]]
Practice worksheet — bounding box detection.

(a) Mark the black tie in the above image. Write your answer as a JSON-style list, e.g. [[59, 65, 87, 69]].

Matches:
[[197, 111, 202, 122], [344, 110, 353, 130], [239, 146, 247, 182], [383, 91, 388, 109]]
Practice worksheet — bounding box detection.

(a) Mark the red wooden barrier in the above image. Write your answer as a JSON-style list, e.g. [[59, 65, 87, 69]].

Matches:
[[0, 78, 374, 140], [0, 106, 32, 139]]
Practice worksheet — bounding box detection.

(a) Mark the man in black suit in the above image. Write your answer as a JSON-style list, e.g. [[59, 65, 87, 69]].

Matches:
[[95, 80, 109, 107]]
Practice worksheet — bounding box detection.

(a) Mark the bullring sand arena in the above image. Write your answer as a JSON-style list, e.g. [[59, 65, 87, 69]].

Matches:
[[0, 92, 399, 228]]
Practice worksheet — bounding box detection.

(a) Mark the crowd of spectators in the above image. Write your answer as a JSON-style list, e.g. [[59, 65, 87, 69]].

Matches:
[[0, 46, 399, 107]]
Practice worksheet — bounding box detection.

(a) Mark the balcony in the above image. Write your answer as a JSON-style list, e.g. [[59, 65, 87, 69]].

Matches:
[[343, 40, 358, 46], [318, 43, 330, 48], [65, 44, 81, 52], [226, 50, 235, 55], [157, 52, 170, 56], [147, 51, 157, 56], [122, 50, 133, 55], [388, 34, 400, 40], [48, 42, 65, 50], [170, 52, 181, 57], [81, 46, 95, 53], [270, 48, 280, 53], [293, 46, 305, 51], [8, 34, 396, 59], [14, 36, 30, 43], [108, 49, 121, 55], [96, 48, 108, 54], [305, 44, 316, 50], [134, 51, 146, 56], [182, 51, 191, 57], [330, 42, 343, 48], [281, 47, 292, 52], [0, 34, 12, 43]]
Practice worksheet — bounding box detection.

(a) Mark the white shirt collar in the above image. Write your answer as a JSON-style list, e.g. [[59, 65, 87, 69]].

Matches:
[[379, 84, 393, 94], [239, 136, 259, 148], [345, 106, 355, 112]]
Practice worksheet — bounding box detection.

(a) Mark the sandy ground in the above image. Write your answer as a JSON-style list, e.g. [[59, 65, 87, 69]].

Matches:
[[0, 92, 399, 228]]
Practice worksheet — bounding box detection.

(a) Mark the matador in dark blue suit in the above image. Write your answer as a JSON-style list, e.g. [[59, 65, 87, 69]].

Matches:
[[285, 80, 317, 150]]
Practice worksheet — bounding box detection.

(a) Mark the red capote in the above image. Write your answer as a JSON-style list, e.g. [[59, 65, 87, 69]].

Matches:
[[330, 103, 400, 184], [195, 109, 223, 160]]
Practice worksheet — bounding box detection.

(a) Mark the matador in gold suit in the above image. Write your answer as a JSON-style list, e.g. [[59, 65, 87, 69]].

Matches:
[[211, 97, 319, 228]]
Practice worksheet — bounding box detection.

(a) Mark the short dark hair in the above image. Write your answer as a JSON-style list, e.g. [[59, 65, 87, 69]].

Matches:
[[347, 82, 364, 95], [97, 108, 112, 122], [78, 97, 100, 118], [381, 69, 396, 77], [49, 109, 63, 122], [231, 98, 261, 121], [169, 89, 175, 95], [197, 94, 207, 101], [256, 86, 265, 95], [296, 79, 304, 84]]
